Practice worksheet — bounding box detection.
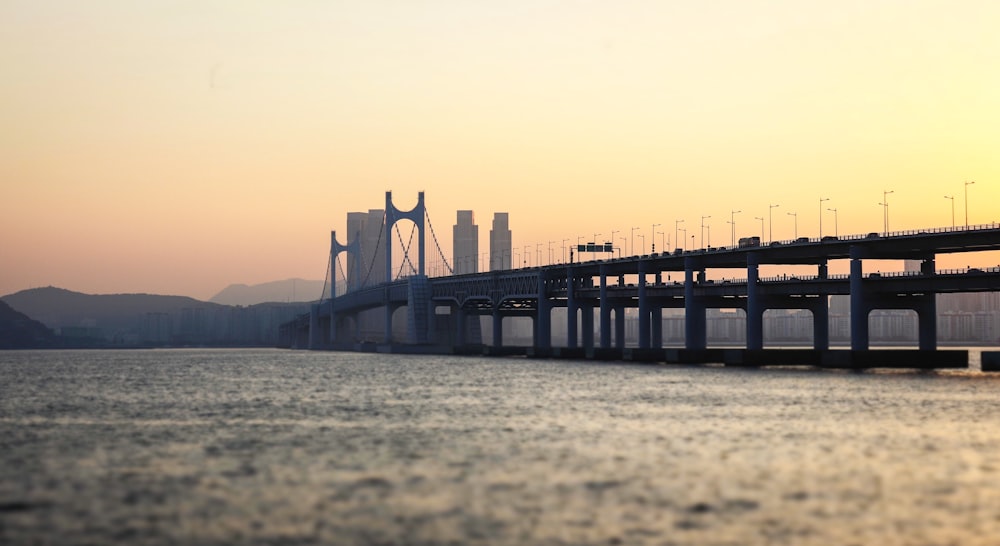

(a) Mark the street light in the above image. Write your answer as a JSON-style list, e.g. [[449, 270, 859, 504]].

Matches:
[[631, 227, 640, 257], [657, 231, 665, 254], [944, 196, 955, 229], [881, 190, 894, 235], [610, 230, 619, 256], [678, 227, 687, 250], [619, 236, 626, 259], [754, 216, 764, 241], [651, 223, 661, 253], [787, 211, 798, 239], [827, 208, 838, 237], [819, 197, 829, 237], [730, 210, 741, 247], [561, 238, 569, 263], [768, 204, 780, 243], [674, 220, 684, 252], [701, 215, 711, 249], [637, 234, 645, 256], [965, 180, 975, 228]]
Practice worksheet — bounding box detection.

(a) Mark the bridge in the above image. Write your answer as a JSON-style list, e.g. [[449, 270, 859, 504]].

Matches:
[[281, 191, 1000, 369]]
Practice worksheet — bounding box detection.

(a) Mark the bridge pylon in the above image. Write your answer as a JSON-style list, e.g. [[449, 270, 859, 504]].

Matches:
[[385, 191, 425, 283]]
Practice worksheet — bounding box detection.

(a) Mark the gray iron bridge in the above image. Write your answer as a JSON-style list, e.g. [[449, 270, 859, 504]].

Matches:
[[288, 221, 1000, 354]]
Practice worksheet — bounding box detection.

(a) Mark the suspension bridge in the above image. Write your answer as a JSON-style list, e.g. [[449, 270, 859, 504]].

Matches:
[[279, 191, 1000, 370]]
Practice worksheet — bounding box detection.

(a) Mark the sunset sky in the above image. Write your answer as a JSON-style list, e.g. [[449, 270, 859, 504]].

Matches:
[[3, 1, 999, 300]]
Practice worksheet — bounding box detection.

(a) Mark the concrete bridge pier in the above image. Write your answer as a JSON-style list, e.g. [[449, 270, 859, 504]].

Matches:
[[535, 272, 552, 349], [615, 305, 626, 349], [746, 253, 763, 350], [917, 294, 937, 351], [328, 300, 338, 347], [581, 303, 595, 349], [638, 262, 650, 349], [811, 298, 830, 350], [599, 265, 611, 348], [651, 306, 663, 348], [685, 257, 708, 350], [308, 303, 320, 350], [492, 309, 503, 347], [566, 267, 577, 348], [849, 248, 869, 350]]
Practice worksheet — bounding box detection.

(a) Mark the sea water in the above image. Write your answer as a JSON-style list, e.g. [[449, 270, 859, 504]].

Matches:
[[2, 348, 1000, 545]]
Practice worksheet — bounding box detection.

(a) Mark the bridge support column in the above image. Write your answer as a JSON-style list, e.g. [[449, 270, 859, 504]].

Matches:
[[581, 304, 595, 349], [918, 294, 937, 351], [638, 262, 650, 349], [651, 306, 663, 349], [308, 303, 320, 350], [615, 305, 626, 349], [535, 273, 551, 349], [566, 268, 577, 348], [329, 300, 338, 347], [384, 293, 393, 344], [684, 258, 707, 350], [600, 265, 611, 348], [492, 310, 503, 347], [746, 253, 763, 350], [454, 306, 466, 346], [812, 299, 829, 350], [849, 248, 869, 350]]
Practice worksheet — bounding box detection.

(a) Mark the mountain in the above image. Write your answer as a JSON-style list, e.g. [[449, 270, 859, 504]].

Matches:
[[0, 300, 55, 349], [209, 278, 325, 306], [2, 287, 308, 347]]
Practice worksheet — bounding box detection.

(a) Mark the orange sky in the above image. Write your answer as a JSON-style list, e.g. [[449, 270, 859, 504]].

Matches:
[[2, 1, 999, 300]]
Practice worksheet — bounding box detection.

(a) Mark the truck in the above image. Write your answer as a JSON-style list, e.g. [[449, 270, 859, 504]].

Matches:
[[738, 236, 761, 248]]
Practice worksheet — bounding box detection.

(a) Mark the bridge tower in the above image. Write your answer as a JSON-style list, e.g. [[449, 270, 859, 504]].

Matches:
[[384, 191, 428, 343]]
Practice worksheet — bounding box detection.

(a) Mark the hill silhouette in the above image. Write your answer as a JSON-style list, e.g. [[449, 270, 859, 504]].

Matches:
[[0, 300, 55, 349], [209, 278, 325, 306], [2, 287, 307, 347]]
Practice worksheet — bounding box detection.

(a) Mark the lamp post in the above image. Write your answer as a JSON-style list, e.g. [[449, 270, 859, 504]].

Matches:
[[561, 238, 569, 263], [787, 211, 798, 239], [674, 220, 684, 252], [827, 208, 838, 237], [610, 230, 619, 256], [637, 234, 645, 256], [524, 245, 530, 267], [755, 216, 764, 241], [944, 196, 955, 229], [619, 236, 626, 259], [679, 227, 687, 250], [592, 233, 601, 260], [769, 204, 780, 243], [547, 242, 553, 266], [965, 180, 975, 228], [880, 190, 894, 235], [657, 231, 665, 254], [651, 223, 661, 253], [729, 209, 741, 247], [701, 215, 711, 249], [819, 197, 829, 237], [631, 227, 639, 257]]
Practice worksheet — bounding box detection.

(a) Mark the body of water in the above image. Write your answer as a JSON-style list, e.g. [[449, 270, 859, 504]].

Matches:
[[2, 348, 1000, 545]]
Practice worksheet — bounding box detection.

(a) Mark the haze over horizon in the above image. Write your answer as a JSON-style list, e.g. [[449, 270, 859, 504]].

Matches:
[[4, 1, 999, 300]]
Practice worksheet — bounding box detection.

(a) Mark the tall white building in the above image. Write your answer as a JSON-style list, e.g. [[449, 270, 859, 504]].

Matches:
[[453, 210, 479, 274], [490, 213, 512, 271]]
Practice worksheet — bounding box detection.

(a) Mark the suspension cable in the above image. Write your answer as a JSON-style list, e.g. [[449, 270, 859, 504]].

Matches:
[[425, 208, 454, 274], [336, 254, 348, 296], [360, 212, 386, 287], [318, 249, 332, 302], [394, 222, 418, 279]]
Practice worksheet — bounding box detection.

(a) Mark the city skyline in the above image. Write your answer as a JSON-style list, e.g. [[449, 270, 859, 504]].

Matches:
[[3, 1, 999, 299]]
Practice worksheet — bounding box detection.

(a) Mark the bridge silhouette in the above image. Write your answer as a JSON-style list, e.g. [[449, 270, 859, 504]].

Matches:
[[280, 191, 1000, 370]]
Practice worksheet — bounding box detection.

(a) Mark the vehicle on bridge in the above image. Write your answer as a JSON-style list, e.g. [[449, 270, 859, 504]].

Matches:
[[738, 236, 761, 248]]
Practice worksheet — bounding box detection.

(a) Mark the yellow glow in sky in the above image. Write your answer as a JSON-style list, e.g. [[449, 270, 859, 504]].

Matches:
[[2, 1, 998, 299]]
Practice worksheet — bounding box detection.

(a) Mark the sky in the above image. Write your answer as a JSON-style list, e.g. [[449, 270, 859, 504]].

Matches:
[[3, 1, 999, 300]]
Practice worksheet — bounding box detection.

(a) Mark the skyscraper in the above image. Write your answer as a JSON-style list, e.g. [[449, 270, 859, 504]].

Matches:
[[490, 212, 512, 271], [345, 209, 385, 289], [453, 210, 479, 275]]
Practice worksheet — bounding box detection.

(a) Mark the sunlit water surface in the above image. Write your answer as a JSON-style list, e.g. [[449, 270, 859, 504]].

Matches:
[[3, 349, 1000, 545]]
